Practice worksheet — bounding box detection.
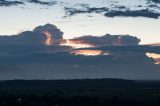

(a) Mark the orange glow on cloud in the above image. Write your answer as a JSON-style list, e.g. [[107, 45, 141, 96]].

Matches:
[[146, 52, 160, 65], [43, 31, 54, 46], [60, 39, 94, 48], [72, 50, 109, 56], [60, 39, 110, 56]]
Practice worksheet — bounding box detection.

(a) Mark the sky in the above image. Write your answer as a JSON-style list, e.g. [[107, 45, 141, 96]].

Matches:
[[0, 0, 160, 44]]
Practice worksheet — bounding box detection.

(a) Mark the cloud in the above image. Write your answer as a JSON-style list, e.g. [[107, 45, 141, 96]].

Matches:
[[104, 9, 160, 19], [0, 45, 160, 80], [28, 0, 57, 6], [0, 0, 24, 7], [146, 0, 160, 9], [0, 23, 140, 48], [33, 23, 63, 39], [64, 4, 160, 19], [0, 23, 63, 45], [64, 7, 108, 17], [0, 23, 159, 80], [70, 34, 140, 46], [0, 0, 57, 7], [150, 0, 160, 3]]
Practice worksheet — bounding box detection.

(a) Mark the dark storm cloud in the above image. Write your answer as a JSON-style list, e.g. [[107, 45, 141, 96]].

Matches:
[[78, 45, 160, 54], [28, 0, 57, 6], [0, 0, 24, 7], [71, 34, 140, 46], [64, 4, 160, 19], [0, 31, 46, 45], [0, 24, 159, 80], [0, 45, 160, 80]]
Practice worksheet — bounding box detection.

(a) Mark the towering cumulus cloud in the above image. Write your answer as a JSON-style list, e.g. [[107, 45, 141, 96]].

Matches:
[[33, 24, 63, 45], [33, 24, 63, 40], [0, 24, 63, 45], [0, 23, 140, 47]]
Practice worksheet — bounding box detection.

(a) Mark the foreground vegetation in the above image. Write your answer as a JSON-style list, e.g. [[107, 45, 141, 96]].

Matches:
[[0, 79, 160, 106]]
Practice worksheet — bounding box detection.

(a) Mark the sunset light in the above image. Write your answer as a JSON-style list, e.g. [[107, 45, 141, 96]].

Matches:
[[0, 0, 160, 105], [60, 39, 94, 48], [43, 31, 54, 46], [71, 50, 109, 56], [146, 52, 160, 65]]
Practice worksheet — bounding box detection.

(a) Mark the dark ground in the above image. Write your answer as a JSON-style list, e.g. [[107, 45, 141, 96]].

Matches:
[[0, 79, 160, 106]]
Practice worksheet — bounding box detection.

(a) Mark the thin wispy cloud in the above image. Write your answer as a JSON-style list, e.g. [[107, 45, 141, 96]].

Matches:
[[0, 0, 24, 7], [64, 4, 160, 19], [0, 0, 57, 7], [104, 9, 160, 19], [28, 0, 57, 6], [150, 0, 160, 3], [0, 0, 160, 19]]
